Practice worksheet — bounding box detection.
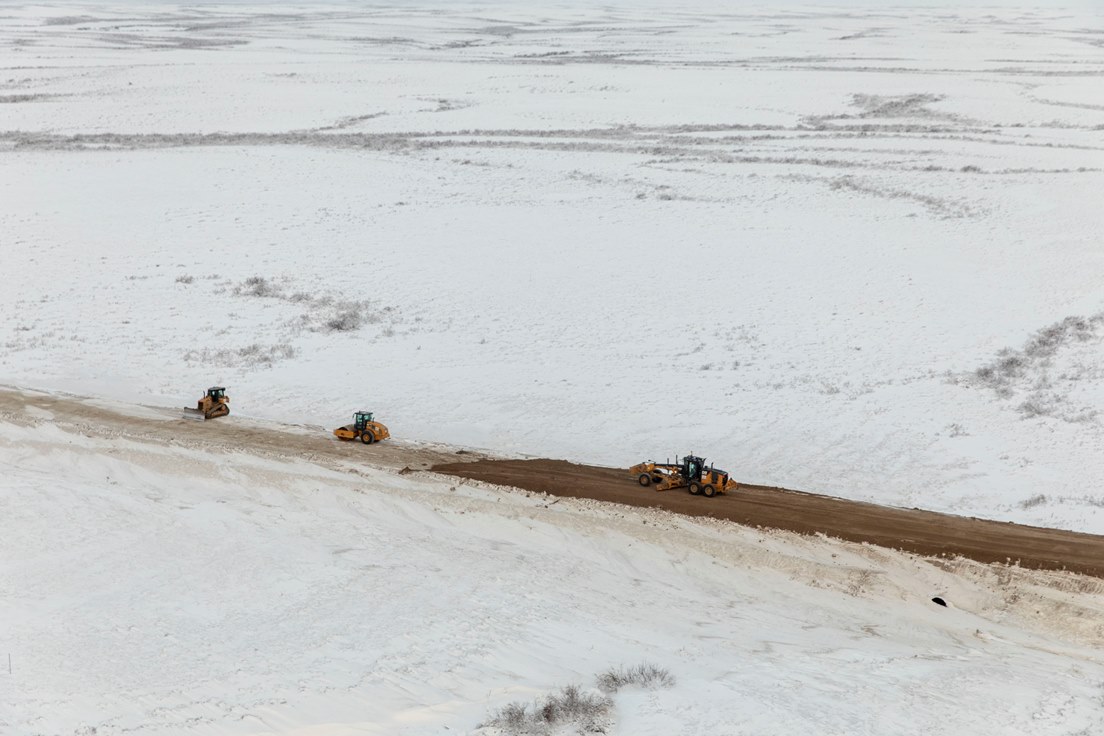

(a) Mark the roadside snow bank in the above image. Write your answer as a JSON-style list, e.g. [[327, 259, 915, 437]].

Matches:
[[2, 418, 1103, 735]]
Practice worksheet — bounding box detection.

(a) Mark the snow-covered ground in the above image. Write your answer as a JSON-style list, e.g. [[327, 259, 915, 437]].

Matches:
[[6, 6, 1104, 735], [3, 3, 1104, 530], [3, 406, 1104, 736]]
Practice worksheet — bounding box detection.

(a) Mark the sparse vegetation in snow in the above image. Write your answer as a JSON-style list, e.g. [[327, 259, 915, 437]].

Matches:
[[185, 277, 407, 367], [478, 684, 612, 736], [227, 276, 398, 336], [477, 663, 674, 735], [968, 314, 1104, 423], [182, 342, 297, 368], [595, 662, 676, 693]]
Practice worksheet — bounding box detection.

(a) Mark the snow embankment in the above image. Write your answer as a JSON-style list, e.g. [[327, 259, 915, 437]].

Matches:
[[2, 416, 1103, 735]]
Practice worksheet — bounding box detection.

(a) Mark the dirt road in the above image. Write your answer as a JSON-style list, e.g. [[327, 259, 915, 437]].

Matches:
[[4, 386, 1103, 578], [435, 459, 1104, 578], [0, 386, 480, 471]]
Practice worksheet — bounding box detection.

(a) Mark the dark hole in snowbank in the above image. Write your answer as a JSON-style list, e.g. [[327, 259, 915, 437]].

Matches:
[[931, 597, 948, 607]]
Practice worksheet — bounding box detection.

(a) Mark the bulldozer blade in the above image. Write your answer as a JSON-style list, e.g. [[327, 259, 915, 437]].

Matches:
[[181, 408, 206, 421]]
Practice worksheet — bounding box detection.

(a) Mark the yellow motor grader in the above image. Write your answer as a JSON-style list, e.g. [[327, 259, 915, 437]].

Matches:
[[182, 386, 230, 421], [333, 411, 390, 445], [629, 454, 738, 498]]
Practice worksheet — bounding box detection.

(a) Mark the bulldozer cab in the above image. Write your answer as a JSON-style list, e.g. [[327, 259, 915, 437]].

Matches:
[[682, 455, 705, 481], [354, 411, 374, 430], [207, 387, 226, 401]]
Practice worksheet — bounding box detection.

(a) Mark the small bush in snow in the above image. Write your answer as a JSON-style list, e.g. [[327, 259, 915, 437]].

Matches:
[[238, 342, 294, 363], [175, 274, 194, 284], [1019, 494, 1048, 509], [1018, 399, 1052, 419], [325, 307, 364, 332], [235, 276, 281, 298], [182, 343, 297, 368], [491, 702, 529, 732], [595, 662, 675, 693], [540, 685, 610, 730], [479, 685, 612, 735]]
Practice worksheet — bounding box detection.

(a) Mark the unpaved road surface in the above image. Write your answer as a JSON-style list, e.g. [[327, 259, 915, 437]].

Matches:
[[436, 459, 1104, 578], [4, 386, 1104, 578], [0, 386, 481, 472]]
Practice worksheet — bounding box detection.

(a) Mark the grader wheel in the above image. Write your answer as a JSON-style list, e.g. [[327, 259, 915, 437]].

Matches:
[[637, 473, 652, 486]]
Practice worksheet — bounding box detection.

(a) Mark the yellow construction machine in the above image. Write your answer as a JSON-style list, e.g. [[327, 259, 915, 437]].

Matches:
[[182, 386, 230, 421], [629, 454, 738, 498], [333, 411, 390, 445]]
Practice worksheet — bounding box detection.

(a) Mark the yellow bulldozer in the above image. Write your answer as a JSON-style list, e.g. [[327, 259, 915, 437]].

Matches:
[[629, 454, 738, 498], [333, 411, 391, 445], [182, 386, 230, 421]]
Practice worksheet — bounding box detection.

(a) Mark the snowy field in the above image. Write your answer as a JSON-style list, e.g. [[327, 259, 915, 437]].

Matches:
[[3, 404, 1104, 735], [1, 2, 1104, 536], [4, 5, 1104, 733]]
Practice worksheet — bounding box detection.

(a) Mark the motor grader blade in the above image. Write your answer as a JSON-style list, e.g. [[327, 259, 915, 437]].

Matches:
[[652, 475, 685, 492], [629, 462, 684, 492]]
